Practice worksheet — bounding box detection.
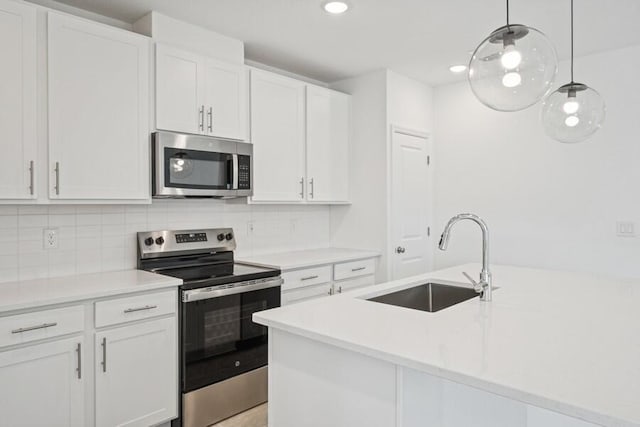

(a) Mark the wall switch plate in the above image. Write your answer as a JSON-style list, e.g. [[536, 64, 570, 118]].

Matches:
[[44, 228, 59, 249], [616, 221, 636, 237]]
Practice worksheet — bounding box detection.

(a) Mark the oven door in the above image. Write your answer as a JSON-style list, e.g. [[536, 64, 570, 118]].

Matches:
[[153, 131, 242, 198], [181, 277, 281, 393]]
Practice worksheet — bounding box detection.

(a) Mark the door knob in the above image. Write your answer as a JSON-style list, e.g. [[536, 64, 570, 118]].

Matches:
[[396, 246, 406, 254]]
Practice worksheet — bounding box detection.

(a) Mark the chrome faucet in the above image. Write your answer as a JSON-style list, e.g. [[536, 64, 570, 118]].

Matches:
[[438, 213, 492, 302]]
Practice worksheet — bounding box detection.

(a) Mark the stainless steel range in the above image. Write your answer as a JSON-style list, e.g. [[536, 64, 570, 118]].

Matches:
[[137, 228, 281, 427]]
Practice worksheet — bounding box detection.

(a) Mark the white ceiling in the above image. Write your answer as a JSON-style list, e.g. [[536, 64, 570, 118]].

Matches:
[[50, 0, 640, 86]]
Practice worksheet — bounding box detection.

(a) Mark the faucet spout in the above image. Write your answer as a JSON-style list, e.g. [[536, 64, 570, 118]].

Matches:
[[438, 213, 492, 301]]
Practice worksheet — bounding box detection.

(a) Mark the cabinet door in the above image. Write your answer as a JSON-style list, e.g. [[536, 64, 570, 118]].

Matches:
[[250, 69, 306, 202], [203, 59, 247, 140], [0, 0, 36, 199], [48, 13, 150, 200], [95, 317, 177, 427], [306, 86, 350, 203], [156, 44, 204, 135], [0, 337, 84, 427]]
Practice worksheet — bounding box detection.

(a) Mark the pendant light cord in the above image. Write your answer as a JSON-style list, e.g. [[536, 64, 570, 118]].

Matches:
[[506, 0, 510, 26], [570, 0, 574, 83]]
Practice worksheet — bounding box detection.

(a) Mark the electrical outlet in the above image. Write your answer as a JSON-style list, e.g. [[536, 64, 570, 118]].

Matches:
[[43, 228, 59, 249], [247, 222, 254, 235], [616, 221, 636, 237]]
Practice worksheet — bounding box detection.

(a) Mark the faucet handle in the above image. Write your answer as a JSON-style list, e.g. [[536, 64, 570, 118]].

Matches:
[[462, 272, 484, 293]]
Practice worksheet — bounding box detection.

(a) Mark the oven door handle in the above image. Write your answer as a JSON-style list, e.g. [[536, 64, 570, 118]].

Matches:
[[231, 154, 239, 190], [182, 277, 283, 303]]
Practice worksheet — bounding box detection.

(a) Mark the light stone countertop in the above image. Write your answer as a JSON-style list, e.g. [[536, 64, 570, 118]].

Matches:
[[0, 270, 182, 313], [254, 263, 640, 426], [239, 247, 381, 271]]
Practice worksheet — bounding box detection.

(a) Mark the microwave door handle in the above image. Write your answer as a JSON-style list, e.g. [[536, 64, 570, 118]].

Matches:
[[232, 154, 239, 190]]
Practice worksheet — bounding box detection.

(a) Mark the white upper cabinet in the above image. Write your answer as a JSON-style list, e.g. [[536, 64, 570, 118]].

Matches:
[[306, 86, 350, 203], [0, 0, 36, 200], [0, 337, 85, 427], [250, 69, 351, 204], [156, 43, 247, 140], [155, 44, 203, 135], [203, 58, 247, 140], [48, 12, 150, 201], [250, 69, 306, 202]]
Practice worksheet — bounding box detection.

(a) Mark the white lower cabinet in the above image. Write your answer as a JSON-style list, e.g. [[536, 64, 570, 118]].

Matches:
[[281, 258, 377, 305], [0, 336, 85, 427], [0, 289, 178, 427], [95, 317, 177, 427]]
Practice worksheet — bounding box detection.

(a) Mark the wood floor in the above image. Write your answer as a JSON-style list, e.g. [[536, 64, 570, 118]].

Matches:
[[212, 403, 267, 427]]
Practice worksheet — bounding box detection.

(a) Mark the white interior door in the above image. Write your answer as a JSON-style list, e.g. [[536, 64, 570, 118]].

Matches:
[[390, 128, 432, 280], [0, 0, 36, 199]]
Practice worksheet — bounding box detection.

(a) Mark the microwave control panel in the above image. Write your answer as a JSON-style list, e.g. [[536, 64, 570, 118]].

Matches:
[[238, 155, 251, 190]]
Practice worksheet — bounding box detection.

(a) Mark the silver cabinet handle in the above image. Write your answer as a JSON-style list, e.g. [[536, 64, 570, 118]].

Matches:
[[11, 322, 58, 334], [396, 246, 406, 254], [309, 178, 315, 199], [123, 304, 157, 314], [101, 337, 107, 372], [54, 162, 60, 195], [299, 177, 304, 199], [198, 105, 205, 131], [28, 160, 34, 195], [207, 107, 213, 132], [76, 342, 82, 379], [351, 267, 366, 272], [338, 286, 343, 293], [301, 275, 318, 281], [328, 286, 334, 296]]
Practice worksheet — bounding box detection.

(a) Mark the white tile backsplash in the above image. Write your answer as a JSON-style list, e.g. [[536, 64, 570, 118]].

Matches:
[[0, 200, 331, 283]]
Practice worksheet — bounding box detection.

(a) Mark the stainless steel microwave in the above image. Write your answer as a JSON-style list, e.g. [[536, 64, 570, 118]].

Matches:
[[152, 131, 252, 198]]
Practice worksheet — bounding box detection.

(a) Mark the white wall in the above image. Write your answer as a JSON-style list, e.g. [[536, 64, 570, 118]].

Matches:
[[433, 45, 640, 278], [0, 201, 330, 283], [387, 70, 434, 132], [330, 70, 388, 280], [330, 70, 434, 281]]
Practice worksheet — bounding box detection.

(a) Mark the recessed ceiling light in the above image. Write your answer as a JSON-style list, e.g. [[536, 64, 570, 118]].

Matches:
[[449, 65, 467, 73], [323, 1, 349, 14]]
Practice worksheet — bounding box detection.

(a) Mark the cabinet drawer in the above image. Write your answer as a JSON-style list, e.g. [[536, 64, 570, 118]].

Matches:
[[281, 265, 332, 291], [95, 290, 176, 328], [0, 305, 84, 348], [335, 275, 375, 294], [282, 283, 332, 305], [334, 258, 376, 281]]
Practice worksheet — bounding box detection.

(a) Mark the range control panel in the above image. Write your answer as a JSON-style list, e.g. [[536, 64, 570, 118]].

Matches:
[[176, 232, 208, 244], [137, 228, 236, 259]]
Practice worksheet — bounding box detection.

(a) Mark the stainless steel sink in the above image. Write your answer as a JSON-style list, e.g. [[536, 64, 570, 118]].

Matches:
[[366, 282, 479, 313]]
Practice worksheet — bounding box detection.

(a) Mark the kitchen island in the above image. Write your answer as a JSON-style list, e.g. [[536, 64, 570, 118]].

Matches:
[[253, 264, 640, 427]]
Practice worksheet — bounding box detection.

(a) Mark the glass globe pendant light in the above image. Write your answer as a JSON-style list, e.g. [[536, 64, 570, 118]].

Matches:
[[469, 0, 558, 111], [541, 0, 605, 143]]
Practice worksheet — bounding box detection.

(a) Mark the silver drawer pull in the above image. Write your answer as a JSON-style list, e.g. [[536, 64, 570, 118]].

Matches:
[[123, 305, 157, 314], [11, 322, 58, 334], [76, 342, 82, 379], [101, 337, 107, 372], [351, 267, 366, 272], [301, 275, 319, 281]]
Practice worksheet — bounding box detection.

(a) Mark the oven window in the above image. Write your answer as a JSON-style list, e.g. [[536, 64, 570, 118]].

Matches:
[[203, 299, 266, 349], [182, 286, 280, 392], [165, 147, 232, 190]]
